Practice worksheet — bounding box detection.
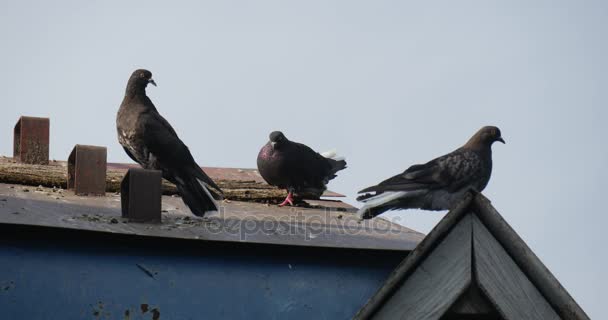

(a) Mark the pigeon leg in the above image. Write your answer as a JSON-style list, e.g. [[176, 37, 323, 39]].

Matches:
[[278, 191, 294, 207]]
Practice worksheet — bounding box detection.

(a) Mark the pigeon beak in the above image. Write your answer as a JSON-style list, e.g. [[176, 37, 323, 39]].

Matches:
[[148, 79, 157, 87], [271, 142, 276, 149], [497, 137, 505, 144]]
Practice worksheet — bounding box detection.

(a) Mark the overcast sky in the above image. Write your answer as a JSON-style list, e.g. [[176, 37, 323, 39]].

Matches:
[[1, 0, 606, 317]]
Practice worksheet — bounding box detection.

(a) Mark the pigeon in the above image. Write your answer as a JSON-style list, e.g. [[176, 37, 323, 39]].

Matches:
[[257, 131, 347, 206], [116, 69, 222, 217], [357, 126, 504, 219]]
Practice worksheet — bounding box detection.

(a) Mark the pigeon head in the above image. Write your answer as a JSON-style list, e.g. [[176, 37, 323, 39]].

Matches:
[[125, 69, 156, 95], [269, 131, 288, 149], [464, 126, 505, 150]]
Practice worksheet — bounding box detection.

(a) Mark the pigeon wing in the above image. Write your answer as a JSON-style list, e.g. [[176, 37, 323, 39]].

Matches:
[[122, 146, 139, 163], [293, 142, 332, 166], [141, 112, 223, 194], [289, 141, 334, 184], [358, 149, 480, 194]]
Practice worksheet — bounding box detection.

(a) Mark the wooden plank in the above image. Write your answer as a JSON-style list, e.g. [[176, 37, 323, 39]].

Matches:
[[373, 214, 473, 320], [0, 157, 289, 202], [472, 215, 560, 320], [446, 284, 497, 315], [473, 195, 590, 320], [355, 193, 474, 319], [356, 193, 588, 320]]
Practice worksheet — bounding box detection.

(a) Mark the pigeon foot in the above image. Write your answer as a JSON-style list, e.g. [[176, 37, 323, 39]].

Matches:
[[278, 192, 294, 207]]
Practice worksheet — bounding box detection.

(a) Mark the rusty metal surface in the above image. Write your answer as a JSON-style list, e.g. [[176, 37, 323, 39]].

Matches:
[[121, 169, 162, 222], [67, 144, 107, 196], [13, 116, 49, 165], [108, 162, 345, 198], [0, 183, 423, 251]]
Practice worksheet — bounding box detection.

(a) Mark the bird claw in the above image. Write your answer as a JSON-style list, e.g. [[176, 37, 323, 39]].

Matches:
[[278, 192, 294, 207], [278, 200, 293, 207]]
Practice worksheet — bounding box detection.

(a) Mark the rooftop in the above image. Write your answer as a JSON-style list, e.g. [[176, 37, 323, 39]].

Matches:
[[0, 156, 424, 251]]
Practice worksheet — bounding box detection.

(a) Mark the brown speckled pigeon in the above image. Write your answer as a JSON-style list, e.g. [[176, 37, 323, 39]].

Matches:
[[357, 126, 504, 219], [257, 131, 347, 206]]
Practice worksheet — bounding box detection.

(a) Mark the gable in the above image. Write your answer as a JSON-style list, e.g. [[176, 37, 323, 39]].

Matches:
[[371, 213, 559, 320], [442, 284, 502, 320], [355, 193, 589, 320]]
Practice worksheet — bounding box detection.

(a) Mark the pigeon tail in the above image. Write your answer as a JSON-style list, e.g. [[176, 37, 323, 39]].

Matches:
[[328, 158, 347, 177], [175, 174, 219, 217], [192, 167, 223, 199], [356, 191, 410, 219]]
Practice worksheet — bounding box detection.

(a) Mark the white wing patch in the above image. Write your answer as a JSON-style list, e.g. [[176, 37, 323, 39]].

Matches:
[[197, 179, 219, 213], [356, 191, 409, 218], [321, 149, 345, 161]]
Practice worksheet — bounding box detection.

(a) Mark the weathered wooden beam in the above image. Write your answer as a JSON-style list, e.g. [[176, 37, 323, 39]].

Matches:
[[354, 192, 474, 320], [373, 214, 473, 320], [0, 157, 286, 202], [472, 214, 560, 319], [472, 195, 590, 320]]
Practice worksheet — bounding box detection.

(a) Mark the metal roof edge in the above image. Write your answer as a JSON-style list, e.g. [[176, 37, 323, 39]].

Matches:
[[0, 221, 413, 255]]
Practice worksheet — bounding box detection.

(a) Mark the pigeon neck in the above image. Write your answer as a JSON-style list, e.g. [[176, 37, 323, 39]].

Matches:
[[125, 84, 147, 99], [462, 136, 491, 153]]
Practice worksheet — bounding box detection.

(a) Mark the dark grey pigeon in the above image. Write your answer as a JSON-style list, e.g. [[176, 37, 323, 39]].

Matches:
[[357, 126, 504, 219], [257, 131, 347, 206], [116, 69, 222, 216]]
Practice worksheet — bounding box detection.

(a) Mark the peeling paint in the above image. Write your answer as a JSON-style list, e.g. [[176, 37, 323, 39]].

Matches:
[[151, 308, 160, 320]]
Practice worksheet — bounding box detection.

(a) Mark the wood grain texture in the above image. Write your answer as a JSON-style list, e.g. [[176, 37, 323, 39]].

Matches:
[[472, 215, 560, 320], [356, 194, 588, 320], [472, 195, 590, 320], [446, 284, 497, 315], [354, 193, 474, 320], [0, 157, 288, 202], [373, 214, 473, 320]]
